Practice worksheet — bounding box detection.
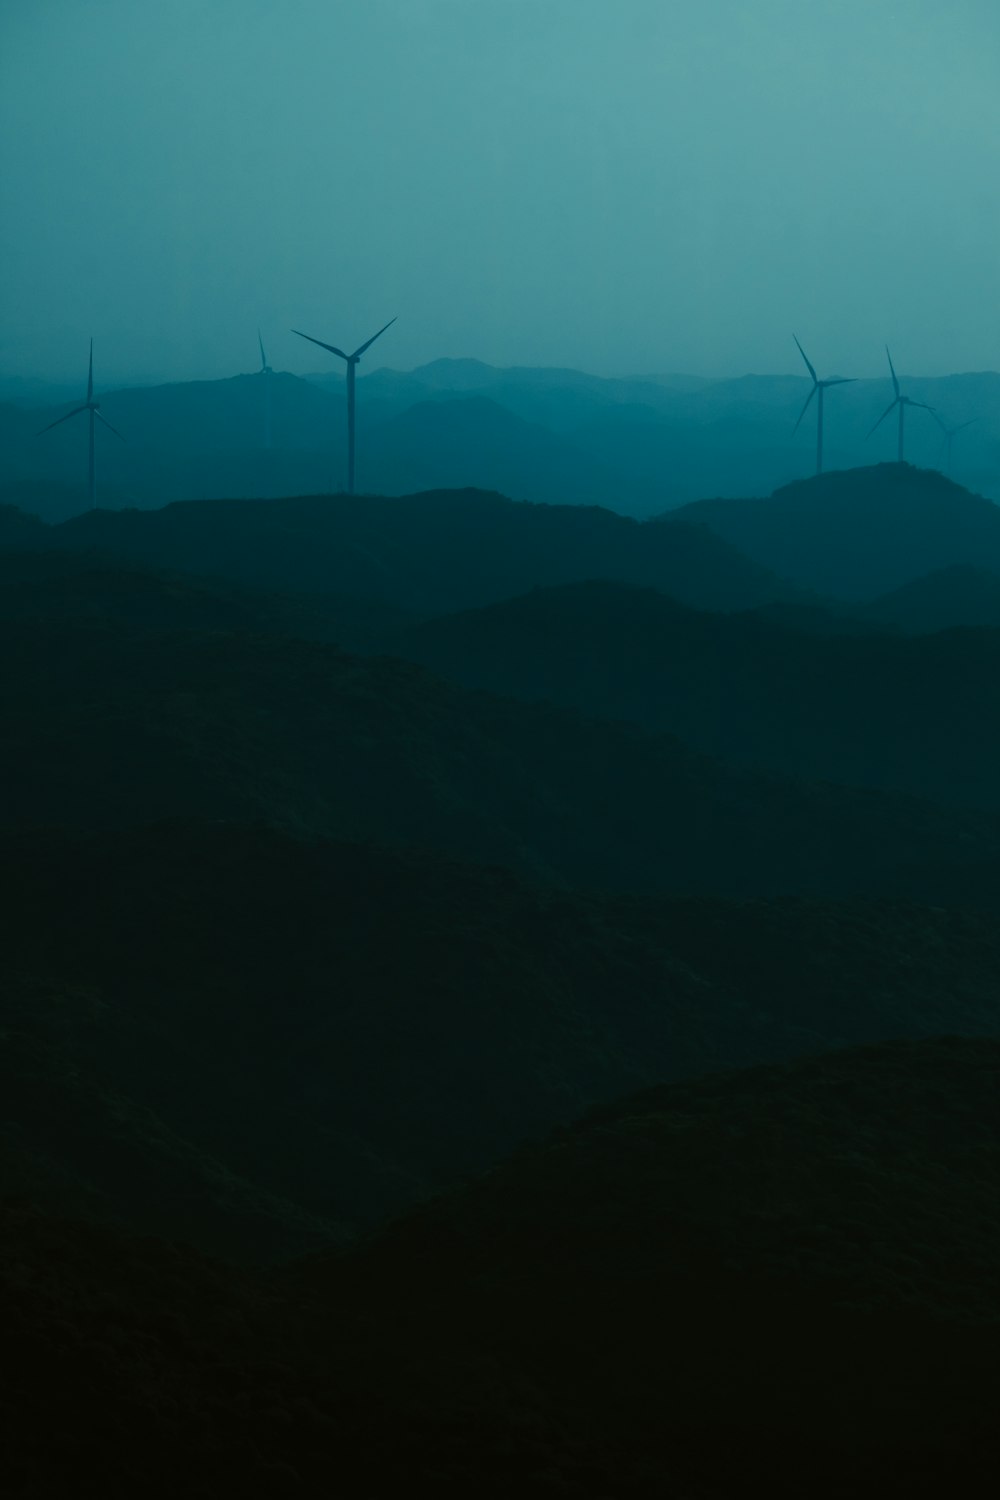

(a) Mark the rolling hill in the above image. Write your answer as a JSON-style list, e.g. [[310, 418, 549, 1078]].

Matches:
[[674, 463, 1000, 598], [2, 487, 802, 615], [400, 577, 1000, 807]]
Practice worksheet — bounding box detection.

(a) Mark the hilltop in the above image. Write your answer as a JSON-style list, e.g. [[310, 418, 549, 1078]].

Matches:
[[675, 463, 1000, 597], [1, 487, 801, 615]]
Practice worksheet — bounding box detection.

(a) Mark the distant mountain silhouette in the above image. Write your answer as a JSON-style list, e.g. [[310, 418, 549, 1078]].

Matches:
[[8, 361, 997, 517], [675, 464, 1000, 597], [8, 489, 802, 615], [401, 577, 1000, 807]]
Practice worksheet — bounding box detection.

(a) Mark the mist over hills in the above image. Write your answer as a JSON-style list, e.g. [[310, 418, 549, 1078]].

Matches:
[[4, 359, 999, 518]]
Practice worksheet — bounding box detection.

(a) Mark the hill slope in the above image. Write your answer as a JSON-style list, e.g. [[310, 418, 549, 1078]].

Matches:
[[402, 577, 1000, 807], [12, 487, 802, 615], [5, 821, 1000, 1259], [6, 615, 1000, 902], [675, 464, 1000, 598]]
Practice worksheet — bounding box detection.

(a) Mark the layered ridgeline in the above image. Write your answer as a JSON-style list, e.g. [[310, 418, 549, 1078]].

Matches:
[[5, 360, 998, 515], [4, 821, 1000, 1262], [4, 1038, 998, 1497], [4, 478, 1000, 1497], [0, 485, 801, 615], [674, 463, 1000, 598], [8, 465, 1000, 627], [7, 609, 1000, 901], [401, 577, 1000, 808]]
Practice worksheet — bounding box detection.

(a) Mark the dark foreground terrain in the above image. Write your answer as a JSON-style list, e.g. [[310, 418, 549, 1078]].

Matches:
[[2, 470, 999, 1496]]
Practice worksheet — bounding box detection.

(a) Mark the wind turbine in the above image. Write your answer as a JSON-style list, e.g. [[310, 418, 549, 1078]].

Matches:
[[932, 413, 976, 476], [257, 329, 272, 450], [37, 339, 123, 509], [866, 346, 934, 463], [791, 336, 855, 475], [291, 317, 396, 494]]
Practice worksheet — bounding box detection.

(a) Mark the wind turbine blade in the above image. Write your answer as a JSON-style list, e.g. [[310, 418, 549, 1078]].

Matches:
[[792, 385, 817, 434], [823, 378, 855, 387], [37, 405, 88, 435], [258, 328, 268, 371], [95, 411, 125, 440], [955, 418, 978, 432], [885, 345, 900, 398], [866, 398, 899, 438], [352, 316, 397, 359], [291, 329, 349, 361], [87, 339, 94, 403], [792, 335, 818, 384], [909, 402, 935, 413]]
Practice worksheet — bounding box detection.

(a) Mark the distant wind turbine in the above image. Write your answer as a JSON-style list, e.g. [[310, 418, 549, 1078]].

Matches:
[[791, 336, 855, 475], [291, 317, 396, 494], [37, 339, 123, 509], [866, 346, 934, 463], [932, 413, 976, 476], [257, 329, 272, 450]]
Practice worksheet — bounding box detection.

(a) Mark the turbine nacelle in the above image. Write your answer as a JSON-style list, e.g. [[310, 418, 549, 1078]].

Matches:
[[291, 316, 397, 494]]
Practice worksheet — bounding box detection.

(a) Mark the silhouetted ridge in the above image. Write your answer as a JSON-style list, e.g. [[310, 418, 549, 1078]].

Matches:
[[675, 463, 1000, 597], [35, 487, 800, 614]]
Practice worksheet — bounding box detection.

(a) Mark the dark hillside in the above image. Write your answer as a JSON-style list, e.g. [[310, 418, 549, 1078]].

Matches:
[[338, 1038, 1000, 1498], [43, 487, 799, 614], [4, 822, 1000, 1258], [863, 563, 1000, 632], [402, 578, 1000, 807], [5, 618, 1000, 901], [0, 547, 413, 650], [675, 464, 1000, 597]]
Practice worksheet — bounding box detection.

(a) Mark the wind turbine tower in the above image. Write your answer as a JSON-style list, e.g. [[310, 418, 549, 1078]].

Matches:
[[932, 413, 976, 476], [258, 330, 273, 450], [791, 336, 854, 475], [291, 317, 396, 494], [867, 346, 934, 463], [37, 339, 123, 509]]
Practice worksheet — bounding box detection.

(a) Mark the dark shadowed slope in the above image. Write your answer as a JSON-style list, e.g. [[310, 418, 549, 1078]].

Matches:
[[6, 617, 1000, 902], [862, 563, 1000, 632], [4, 822, 1000, 1259], [0, 547, 415, 650], [327, 1037, 1000, 1498], [5, 1040, 998, 1499], [20, 487, 801, 614], [401, 578, 1000, 807], [674, 463, 1000, 598]]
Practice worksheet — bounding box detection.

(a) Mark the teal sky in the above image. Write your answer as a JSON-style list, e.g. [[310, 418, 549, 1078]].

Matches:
[[2, 0, 998, 384]]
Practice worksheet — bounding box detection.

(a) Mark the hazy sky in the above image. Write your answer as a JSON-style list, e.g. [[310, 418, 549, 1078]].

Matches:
[[2, 0, 999, 384]]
